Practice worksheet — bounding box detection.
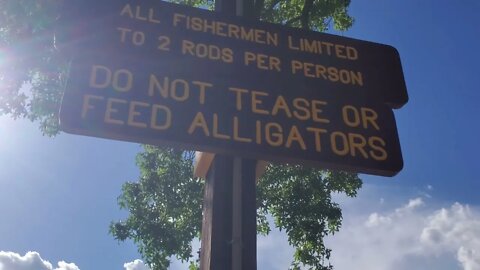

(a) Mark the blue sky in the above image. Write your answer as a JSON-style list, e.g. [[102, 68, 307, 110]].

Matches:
[[1, 1, 480, 269]]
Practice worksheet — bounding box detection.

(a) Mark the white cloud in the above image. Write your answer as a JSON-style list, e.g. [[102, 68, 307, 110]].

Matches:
[[55, 262, 79, 270], [124, 259, 150, 270], [326, 198, 480, 270], [365, 198, 423, 228], [458, 247, 480, 270], [365, 212, 392, 227], [0, 251, 151, 270], [0, 251, 79, 270], [404, 197, 425, 210], [419, 203, 480, 269]]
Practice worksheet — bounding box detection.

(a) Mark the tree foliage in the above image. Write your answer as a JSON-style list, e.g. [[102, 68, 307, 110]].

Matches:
[[254, 0, 353, 30], [257, 166, 361, 269], [1, 0, 359, 269], [0, 0, 67, 135], [110, 147, 204, 269]]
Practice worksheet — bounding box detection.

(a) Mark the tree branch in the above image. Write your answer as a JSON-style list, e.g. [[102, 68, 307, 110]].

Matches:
[[268, 0, 281, 10], [253, 0, 265, 19], [262, 0, 281, 21], [285, 15, 301, 26], [301, 0, 314, 29]]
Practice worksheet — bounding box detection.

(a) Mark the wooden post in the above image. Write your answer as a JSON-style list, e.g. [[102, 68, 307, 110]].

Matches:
[[199, 1, 257, 269], [200, 155, 234, 269], [238, 158, 257, 270]]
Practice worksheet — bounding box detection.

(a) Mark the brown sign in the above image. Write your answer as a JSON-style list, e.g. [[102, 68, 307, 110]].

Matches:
[[60, 0, 407, 176]]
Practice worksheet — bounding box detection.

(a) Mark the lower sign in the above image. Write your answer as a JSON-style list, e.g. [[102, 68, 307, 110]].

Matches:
[[60, 55, 403, 176]]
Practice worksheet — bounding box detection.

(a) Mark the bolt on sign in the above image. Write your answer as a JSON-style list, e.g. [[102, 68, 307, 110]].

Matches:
[[59, 0, 408, 176]]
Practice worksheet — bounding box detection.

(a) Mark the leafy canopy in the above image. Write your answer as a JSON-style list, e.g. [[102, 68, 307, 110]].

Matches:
[[257, 166, 361, 270], [1, 0, 359, 269], [110, 147, 204, 269], [0, 0, 67, 135]]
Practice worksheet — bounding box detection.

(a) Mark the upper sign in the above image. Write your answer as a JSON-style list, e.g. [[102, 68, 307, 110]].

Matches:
[[61, 0, 408, 108], [60, 0, 407, 176]]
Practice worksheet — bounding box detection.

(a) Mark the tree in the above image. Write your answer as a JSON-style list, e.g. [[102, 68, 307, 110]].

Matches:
[[257, 166, 361, 270], [1, 0, 359, 269], [110, 147, 204, 269], [0, 0, 67, 135]]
